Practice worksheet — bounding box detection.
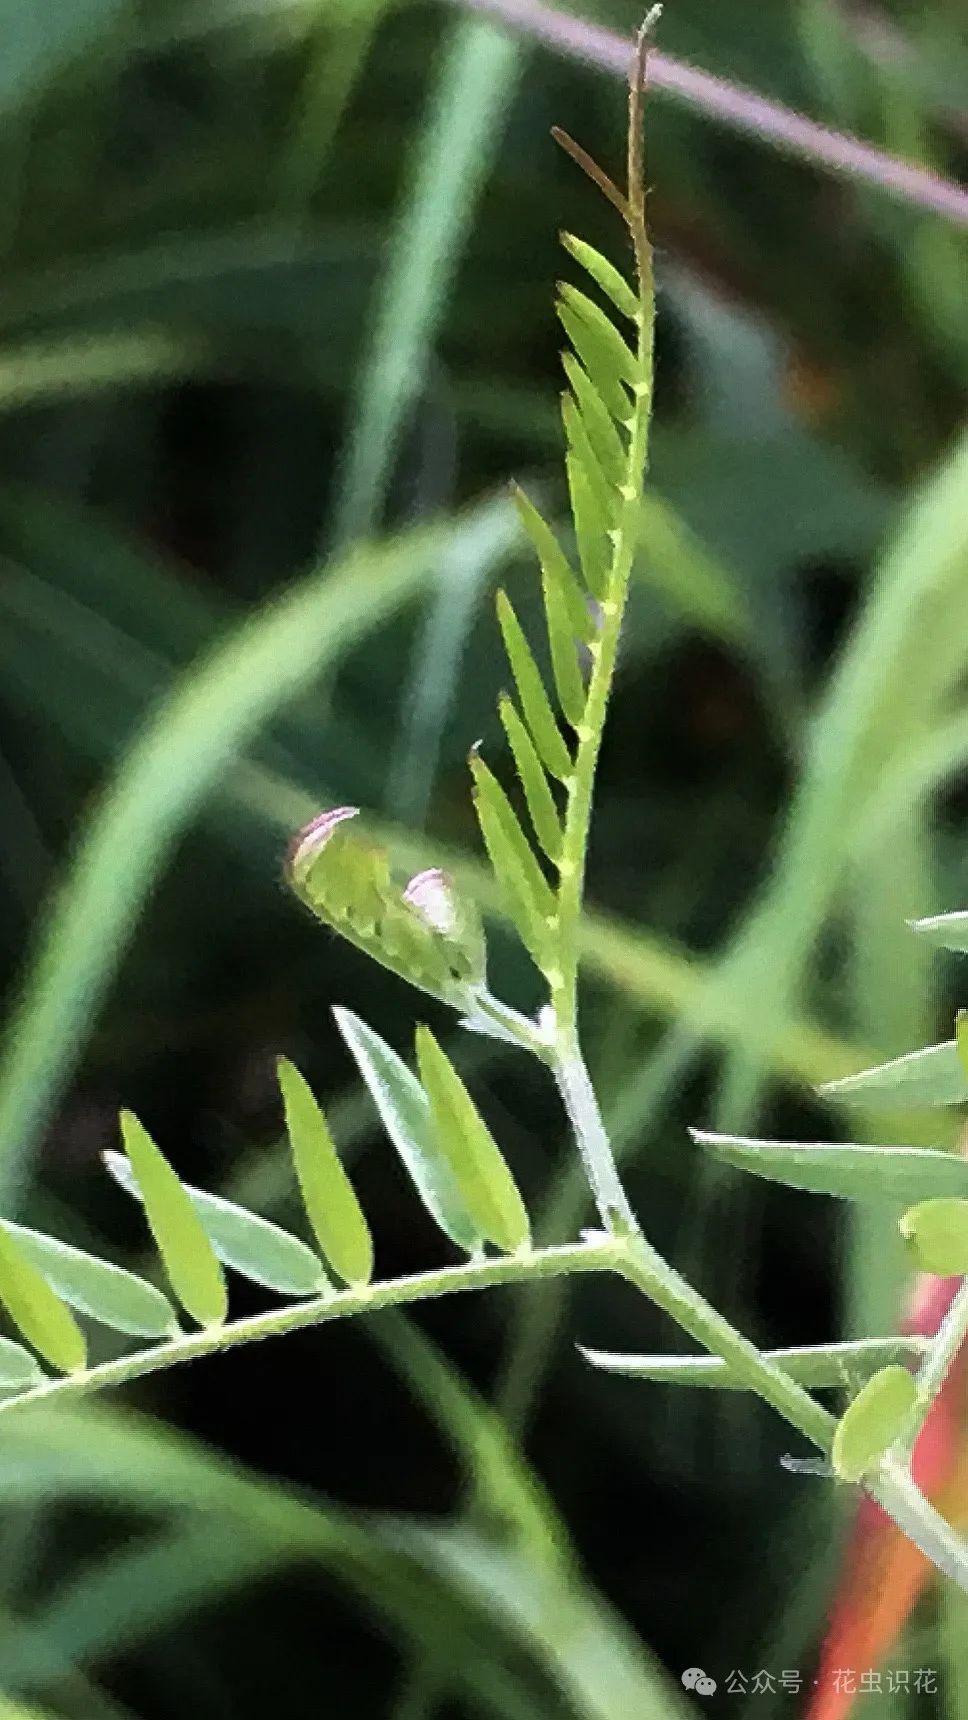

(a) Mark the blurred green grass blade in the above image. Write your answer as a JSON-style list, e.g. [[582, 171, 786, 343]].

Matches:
[[105, 1148, 327, 1297], [0, 1224, 86, 1374], [333, 1007, 482, 1253], [275, 0, 391, 209], [3, 1218, 177, 1338], [388, 499, 519, 827], [117, 1113, 227, 1328], [332, 15, 521, 545], [394, 1525, 695, 1720], [819, 1039, 968, 1107], [415, 1026, 530, 1253], [277, 1056, 373, 1286], [578, 1335, 927, 1390], [368, 1311, 562, 1565], [0, 513, 470, 1207], [694, 1128, 968, 1200]]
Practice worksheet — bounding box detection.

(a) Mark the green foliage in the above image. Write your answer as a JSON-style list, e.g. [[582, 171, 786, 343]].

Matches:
[[0, 1, 967, 1707], [693, 1129, 968, 1202], [415, 1026, 531, 1254], [0, 1224, 86, 1374], [118, 1112, 228, 1330], [831, 1365, 918, 1483], [277, 1057, 373, 1286], [900, 1199, 968, 1275]]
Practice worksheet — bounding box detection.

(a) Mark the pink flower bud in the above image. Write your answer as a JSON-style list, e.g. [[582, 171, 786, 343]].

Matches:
[[402, 868, 458, 935], [287, 806, 359, 877]]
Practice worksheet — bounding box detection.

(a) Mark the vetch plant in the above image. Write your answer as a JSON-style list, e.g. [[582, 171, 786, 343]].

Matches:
[[0, 13, 966, 1597]]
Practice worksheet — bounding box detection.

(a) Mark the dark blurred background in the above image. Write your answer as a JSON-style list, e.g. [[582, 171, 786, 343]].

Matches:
[[0, 1, 966, 1716]]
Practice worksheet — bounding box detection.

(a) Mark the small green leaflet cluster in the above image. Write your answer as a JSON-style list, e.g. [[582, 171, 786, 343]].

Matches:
[[472, 215, 653, 992], [584, 908, 968, 1483], [0, 1013, 529, 1400]]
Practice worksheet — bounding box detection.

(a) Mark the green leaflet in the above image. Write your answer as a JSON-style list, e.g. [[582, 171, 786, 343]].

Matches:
[[5, 1219, 177, 1337], [105, 1149, 328, 1297], [498, 694, 562, 863], [910, 910, 968, 954], [818, 1039, 968, 1108], [469, 753, 556, 967], [0, 1222, 86, 1373], [415, 1027, 530, 1253], [958, 1011, 968, 1079], [0, 1336, 46, 1391], [900, 1199, 968, 1274], [277, 1057, 373, 1286], [541, 565, 586, 730], [333, 1008, 482, 1253], [693, 1128, 968, 1202], [118, 1111, 227, 1328], [560, 232, 640, 323], [511, 484, 594, 641], [579, 1336, 927, 1391], [566, 451, 610, 600], [287, 807, 484, 1005], [561, 393, 616, 523], [560, 353, 625, 486], [495, 591, 573, 782], [556, 290, 635, 421], [831, 1365, 917, 1482]]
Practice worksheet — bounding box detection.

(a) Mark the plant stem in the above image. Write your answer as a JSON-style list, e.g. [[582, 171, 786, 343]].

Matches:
[[901, 1277, 968, 1458], [552, 1038, 639, 1233], [0, 1238, 620, 1420], [614, 1237, 835, 1450], [872, 1461, 968, 1593]]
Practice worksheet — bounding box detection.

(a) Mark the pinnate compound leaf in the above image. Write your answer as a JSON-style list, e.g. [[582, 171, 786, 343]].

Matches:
[[105, 1150, 326, 1297], [334, 1008, 482, 1254], [0, 1336, 46, 1391], [415, 1026, 530, 1254], [818, 1039, 968, 1108], [579, 1336, 926, 1392], [832, 1365, 917, 1482], [693, 1129, 968, 1202], [910, 911, 968, 954], [4, 1220, 177, 1337], [469, 753, 555, 967], [0, 1223, 86, 1373], [560, 233, 639, 323], [496, 591, 572, 782], [498, 695, 562, 863], [117, 1112, 227, 1327], [277, 1057, 373, 1285], [900, 1199, 968, 1275]]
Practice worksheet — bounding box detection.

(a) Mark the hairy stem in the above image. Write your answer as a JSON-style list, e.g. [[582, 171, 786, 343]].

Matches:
[[552, 1038, 639, 1233], [872, 1461, 968, 1593], [0, 1238, 620, 1419], [615, 1237, 835, 1450], [901, 1277, 968, 1459]]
